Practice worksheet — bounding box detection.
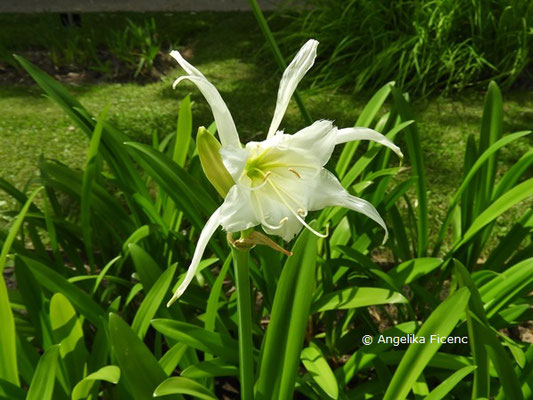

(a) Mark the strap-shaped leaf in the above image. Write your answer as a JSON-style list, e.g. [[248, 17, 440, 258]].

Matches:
[[19, 256, 107, 327], [109, 313, 167, 400], [131, 264, 177, 339], [71, 365, 120, 400], [383, 288, 470, 399], [312, 287, 407, 313], [26, 345, 60, 400], [301, 346, 339, 399], [151, 319, 239, 363], [153, 377, 217, 399]]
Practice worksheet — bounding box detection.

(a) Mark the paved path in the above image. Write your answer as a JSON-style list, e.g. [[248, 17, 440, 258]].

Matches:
[[0, 0, 282, 13]]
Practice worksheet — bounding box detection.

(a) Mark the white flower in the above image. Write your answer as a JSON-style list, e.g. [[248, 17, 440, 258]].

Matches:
[[167, 40, 402, 305]]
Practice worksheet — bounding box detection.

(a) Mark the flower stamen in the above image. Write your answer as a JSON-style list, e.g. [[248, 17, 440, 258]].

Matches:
[[288, 168, 301, 178], [279, 216, 289, 224], [266, 180, 327, 238]]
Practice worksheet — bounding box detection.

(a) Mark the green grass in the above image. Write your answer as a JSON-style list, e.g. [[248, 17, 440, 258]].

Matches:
[[273, 0, 533, 96], [0, 12, 531, 247]]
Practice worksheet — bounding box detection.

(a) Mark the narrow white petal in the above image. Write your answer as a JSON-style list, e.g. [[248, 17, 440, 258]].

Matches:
[[170, 51, 240, 149], [336, 127, 403, 158], [310, 170, 388, 243], [167, 207, 222, 306], [170, 50, 207, 78], [267, 39, 318, 139]]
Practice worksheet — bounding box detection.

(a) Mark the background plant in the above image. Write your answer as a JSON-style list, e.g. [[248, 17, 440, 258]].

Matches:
[[273, 0, 533, 96], [0, 14, 181, 80]]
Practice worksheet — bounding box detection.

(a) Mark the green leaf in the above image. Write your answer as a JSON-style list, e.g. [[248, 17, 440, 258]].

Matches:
[[109, 313, 168, 400], [205, 254, 232, 332], [128, 243, 163, 292], [383, 288, 470, 400], [153, 377, 217, 399], [71, 365, 121, 400], [50, 293, 88, 390], [232, 247, 254, 400], [477, 81, 503, 213], [312, 287, 407, 313], [454, 260, 490, 398], [26, 344, 60, 400], [181, 359, 238, 378], [301, 346, 339, 399], [336, 322, 417, 386], [479, 258, 533, 319], [424, 366, 477, 400], [0, 187, 43, 274], [81, 106, 109, 268], [14, 257, 53, 349], [434, 130, 530, 254], [485, 331, 524, 400], [151, 319, 239, 363], [19, 256, 107, 327], [455, 179, 533, 249], [131, 264, 176, 339], [159, 343, 188, 376], [387, 258, 443, 286], [0, 187, 42, 386], [121, 225, 151, 253], [0, 378, 25, 399], [256, 226, 318, 400], [493, 148, 533, 199], [173, 95, 192, 167], [391, 87, 428, 256], [125, 141, 217, 229]]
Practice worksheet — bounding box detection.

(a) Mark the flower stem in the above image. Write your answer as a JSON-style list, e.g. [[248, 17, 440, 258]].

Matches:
[[232, 246, 255, 400], [247, 0, 313, 125]]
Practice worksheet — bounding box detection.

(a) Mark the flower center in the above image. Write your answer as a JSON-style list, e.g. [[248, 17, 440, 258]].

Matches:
[[244, 149, 275, 187]]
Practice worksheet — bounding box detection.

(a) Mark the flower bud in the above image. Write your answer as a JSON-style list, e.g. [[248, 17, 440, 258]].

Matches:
[[197, 127, 234, 197]]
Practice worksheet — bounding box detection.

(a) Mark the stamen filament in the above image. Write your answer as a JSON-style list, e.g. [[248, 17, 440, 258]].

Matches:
[[266, 180, 327, 238]]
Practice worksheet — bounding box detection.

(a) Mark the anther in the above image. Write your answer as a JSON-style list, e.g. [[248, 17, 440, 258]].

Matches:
[[262, 171, 272, 182], [297, 208, 306, 216], [288, 168, 301, 178], [279, 217, 289, 225]]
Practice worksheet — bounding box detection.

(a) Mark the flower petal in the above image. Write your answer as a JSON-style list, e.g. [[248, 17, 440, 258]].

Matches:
[[167, 207, 222, 307], [336, 127, 403, 158], [267, 39, 318, 139], [220, 146, 250, 182], [255, 190, 304, 241], [170, 50, 241, 148], [219, 185, 259, 233], [309, 169, 389, 243], [290, 120, 337, 166]]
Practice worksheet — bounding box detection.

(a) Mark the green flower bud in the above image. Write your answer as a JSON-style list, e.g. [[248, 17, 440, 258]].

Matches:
[[197, 127, 234, 197]]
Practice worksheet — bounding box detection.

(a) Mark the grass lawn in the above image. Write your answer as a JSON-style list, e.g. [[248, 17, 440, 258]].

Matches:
[[0, 11, 531, 249]]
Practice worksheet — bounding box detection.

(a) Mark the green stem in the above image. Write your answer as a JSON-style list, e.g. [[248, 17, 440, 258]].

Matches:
[[248, 0, 313, 125], [232, 247, 255, 400]]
